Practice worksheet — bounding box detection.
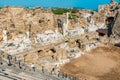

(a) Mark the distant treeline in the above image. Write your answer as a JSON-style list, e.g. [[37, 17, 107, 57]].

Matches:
[[52, 8, 79, 14]]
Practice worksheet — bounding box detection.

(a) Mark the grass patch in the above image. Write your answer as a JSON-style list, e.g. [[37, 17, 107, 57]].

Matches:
[[69, 14, 79, 19]]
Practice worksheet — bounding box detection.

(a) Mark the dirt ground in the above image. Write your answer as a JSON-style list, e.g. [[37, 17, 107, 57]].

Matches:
[[61, 46, 120, 80]]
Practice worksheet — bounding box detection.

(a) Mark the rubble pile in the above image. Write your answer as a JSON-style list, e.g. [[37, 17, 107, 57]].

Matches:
[[0, 0, 120, 79]]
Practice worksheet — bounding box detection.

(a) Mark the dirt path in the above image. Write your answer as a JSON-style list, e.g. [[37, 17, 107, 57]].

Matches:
[[61, 46, 120, 80]]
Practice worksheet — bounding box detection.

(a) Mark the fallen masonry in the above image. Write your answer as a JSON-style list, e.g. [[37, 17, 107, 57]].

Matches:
[[0, 0, 120, 80]]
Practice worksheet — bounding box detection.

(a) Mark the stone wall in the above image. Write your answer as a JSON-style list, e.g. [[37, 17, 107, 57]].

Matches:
[[0, 6, 109, 42], [98, 0, 118, 24], [112, 10, 120, 38]]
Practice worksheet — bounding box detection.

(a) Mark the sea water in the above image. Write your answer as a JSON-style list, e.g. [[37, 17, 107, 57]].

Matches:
[[0, 0, 119, 10]]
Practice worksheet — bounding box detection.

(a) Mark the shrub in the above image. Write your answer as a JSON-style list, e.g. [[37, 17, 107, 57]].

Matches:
[[52, 8, 70, 15]]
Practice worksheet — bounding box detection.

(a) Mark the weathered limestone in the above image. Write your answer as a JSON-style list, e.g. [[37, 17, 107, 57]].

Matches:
[[0, 27, 3, 42], [0, 1, 120, 78], [0, 30, 33, 55], [26, 31, 29, 39], [0, 6, 111, 43], [98, 0, 118, 24], [83, 13, 92, 19], [35, 30, 63, 45], [63, 12, 69, 36], [68, 27, 84, 37], [0, 34, 2, 42], [85, 42, 99, 51], [86, 23, 106, 32], [112, 10, 120, 38], [2, 29, 7, 43]]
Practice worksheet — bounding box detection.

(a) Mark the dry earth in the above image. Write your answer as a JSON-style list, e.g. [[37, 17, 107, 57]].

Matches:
[[61, 46, 120, 80]]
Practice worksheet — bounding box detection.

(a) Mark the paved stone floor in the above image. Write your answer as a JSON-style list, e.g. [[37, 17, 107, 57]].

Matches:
[[0, 60, 59, 80]]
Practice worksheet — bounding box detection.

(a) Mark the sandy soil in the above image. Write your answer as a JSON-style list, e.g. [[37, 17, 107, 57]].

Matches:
[[61, 46, 120, 80]]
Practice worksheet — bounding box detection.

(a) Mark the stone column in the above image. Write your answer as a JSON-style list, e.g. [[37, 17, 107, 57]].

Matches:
[[26, 31, 30, 39], [34, 37, 38, 43], [63, 12, 69, 36], [2, 29, 7, 43], [7, 55, 12, 66]]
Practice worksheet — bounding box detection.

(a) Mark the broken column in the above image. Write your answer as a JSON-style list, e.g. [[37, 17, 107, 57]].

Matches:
[[26, 31, 30, 39], [34, 37, 38, 43], [63, 12, 69, 36], [2, 29, 7, 43]]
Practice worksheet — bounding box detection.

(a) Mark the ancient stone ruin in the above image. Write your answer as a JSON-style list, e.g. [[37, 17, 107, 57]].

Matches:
[[0, 0, 120, 80]]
